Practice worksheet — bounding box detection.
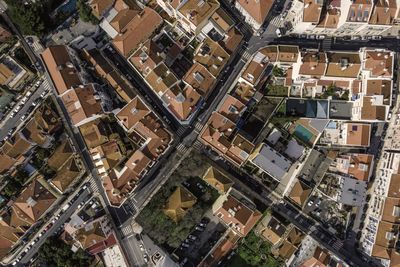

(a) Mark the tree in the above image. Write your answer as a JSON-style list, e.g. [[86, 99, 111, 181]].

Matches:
[[7, 2, 47, 36], [38, 237, 93, 267], [77, 0, 98, 24]]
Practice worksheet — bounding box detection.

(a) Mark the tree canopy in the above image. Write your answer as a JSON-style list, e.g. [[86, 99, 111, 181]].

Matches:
[[37, 237, 93, 267], [77, 0, 98, 24], [6, 1, 48, 36]]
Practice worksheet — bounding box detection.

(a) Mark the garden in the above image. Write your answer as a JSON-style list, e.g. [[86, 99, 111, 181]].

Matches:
[[136, 150, 219, 251]]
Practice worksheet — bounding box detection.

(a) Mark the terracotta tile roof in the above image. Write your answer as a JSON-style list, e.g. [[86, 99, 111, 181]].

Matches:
[[41, 46, 81, 95], [260, 216, 287, 245], [218, 95, 246, 123], [360, 96, 387, 121], [47, 139, 74, 170], [211, 8, 234, 32], [110, 9, 139, 32], [336, 153, 373, 181], [12, 179, 57, 225], [236, 0, 273, 24], [183, 62, 216, 97], [145, 63, 179, 96], [259, 45, 278, 62], [215, 194, 262, 236], [178, 0, 219, 26], [21, 118, 50, 146], [277, 240, 297, 259], [317, 7, 340, 28], [34, 104, 62, 134], [303, 0, 323, 23], [233, 81, 256, 104], [325, 52, 361, 78], [133, 114, 171, 159], [75, 220, 107, 249], [278, 46, 299, 63], [1, 133, 32, 159], [219, 26, 243, 54], [0, 63, 14, 85], [0, 211, 25, 258], [116, 96, 150, 131], [162, 85, 201, 121], [381, 197, 400, 224], [89, 0, 114, 18], [387, 174, 400, 198], [51, 157, 81, 193], [90, 139, 124, 170], [345, 123, 371, 146], [366, 79, 391, 105], [194, 38, 229, 77], [0, 152, 17, 174], [200, 112, 236, 155], [163, 186, 197, 222], [112, 7, 163, 57], [347, 0, 372, 22], [372, 245, 390, 260], [369, 0, 397, 25], [364, 51, 393, 77], [300, 246, 330, 267], [129, 40, 163, 77], [61, 84, 103, 126], [299, 52, 327, 77], [373, 221, 398, 248], [241, 52, 269, 85], [82, 49, 133, 102], [203, 166, 233, 193], [125, 150, 151, 177], [289, 180, 312, 207], [199, 230, 240, 267], [227, 134, 254, 165], [79, 119, 110, 149]]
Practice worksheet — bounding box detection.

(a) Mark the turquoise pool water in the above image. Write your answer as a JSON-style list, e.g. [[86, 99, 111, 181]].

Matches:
[[294, 124, 313, 143]]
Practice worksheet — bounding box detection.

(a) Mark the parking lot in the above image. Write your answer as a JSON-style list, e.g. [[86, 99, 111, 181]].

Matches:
[[174, 210, 227, 266]]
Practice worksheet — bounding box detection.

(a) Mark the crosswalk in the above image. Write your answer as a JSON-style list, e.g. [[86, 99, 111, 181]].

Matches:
[[176, 126, 187, 137], [192, 140, 203, 150], [176, 143, 189, 154], [269, 16, 284, 28], [42, 79, 52, 92], [88, 175, 101, 193], [242, 50, 252, 61], [121, 225, 134, 237], [194, 121, 204, 132], [31, 41, 44, 53], [331, 240, 343, 250], [321, 37, 333, 51]]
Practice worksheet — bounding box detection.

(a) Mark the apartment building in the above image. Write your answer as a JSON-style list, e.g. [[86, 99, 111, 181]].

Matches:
[[290, 0, 400, 36], [235, 0, 274, 31]]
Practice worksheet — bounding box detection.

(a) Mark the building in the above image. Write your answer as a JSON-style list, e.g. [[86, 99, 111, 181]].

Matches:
[[50, 157, 82, 194], [337, 176, 367, 206], [202, 166, 234, 194], [320, 121, 371, 147], [11, 179, 57, 226], [0, 24, 11, 43], [288, 180, 312, 207], [112, 7, 163, 57], [0, 56, 31, 90], [248, 143, 292, 181], [213, 189, 262, 236], [61, 84, 104, 126], [73, 215, 117, 255], [41, 45, 82, 95], [163, 186, 197, 223], [334, 153, 374, 181], [235, 0, 274, 31]]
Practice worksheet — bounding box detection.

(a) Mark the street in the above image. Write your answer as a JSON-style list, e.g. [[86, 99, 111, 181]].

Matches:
[[0, 79, 51, 141], [15, 187, 92, 266]]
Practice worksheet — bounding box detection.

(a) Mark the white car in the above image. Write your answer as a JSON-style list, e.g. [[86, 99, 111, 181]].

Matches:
[[21, 96, 28, 104], [26, 91, 32, 97], [275, 28, 282, 37], [20, 114, 27, 121], [139, 244, 145, 251], [40, 91, 47, 98]]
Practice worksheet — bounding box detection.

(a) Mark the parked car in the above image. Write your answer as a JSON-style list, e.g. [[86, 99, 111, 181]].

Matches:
[[20, 114, 27, 121], [188, 235, 197, 240], [139, 244, 145, 251], [195, 226, 205, 231]]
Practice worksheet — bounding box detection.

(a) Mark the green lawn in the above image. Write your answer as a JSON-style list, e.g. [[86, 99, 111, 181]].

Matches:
[[265, 85, 289, 97]]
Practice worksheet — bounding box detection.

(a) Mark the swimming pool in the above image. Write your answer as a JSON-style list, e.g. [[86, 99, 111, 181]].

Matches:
[[294, 124, 313, 143]]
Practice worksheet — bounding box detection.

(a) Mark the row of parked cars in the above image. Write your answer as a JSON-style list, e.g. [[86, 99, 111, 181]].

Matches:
[[12, 184, 90, 265], [179, 217, 210, 250]]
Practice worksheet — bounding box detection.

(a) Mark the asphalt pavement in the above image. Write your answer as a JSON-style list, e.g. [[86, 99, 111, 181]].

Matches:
[[0, 79, 50, 141]]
